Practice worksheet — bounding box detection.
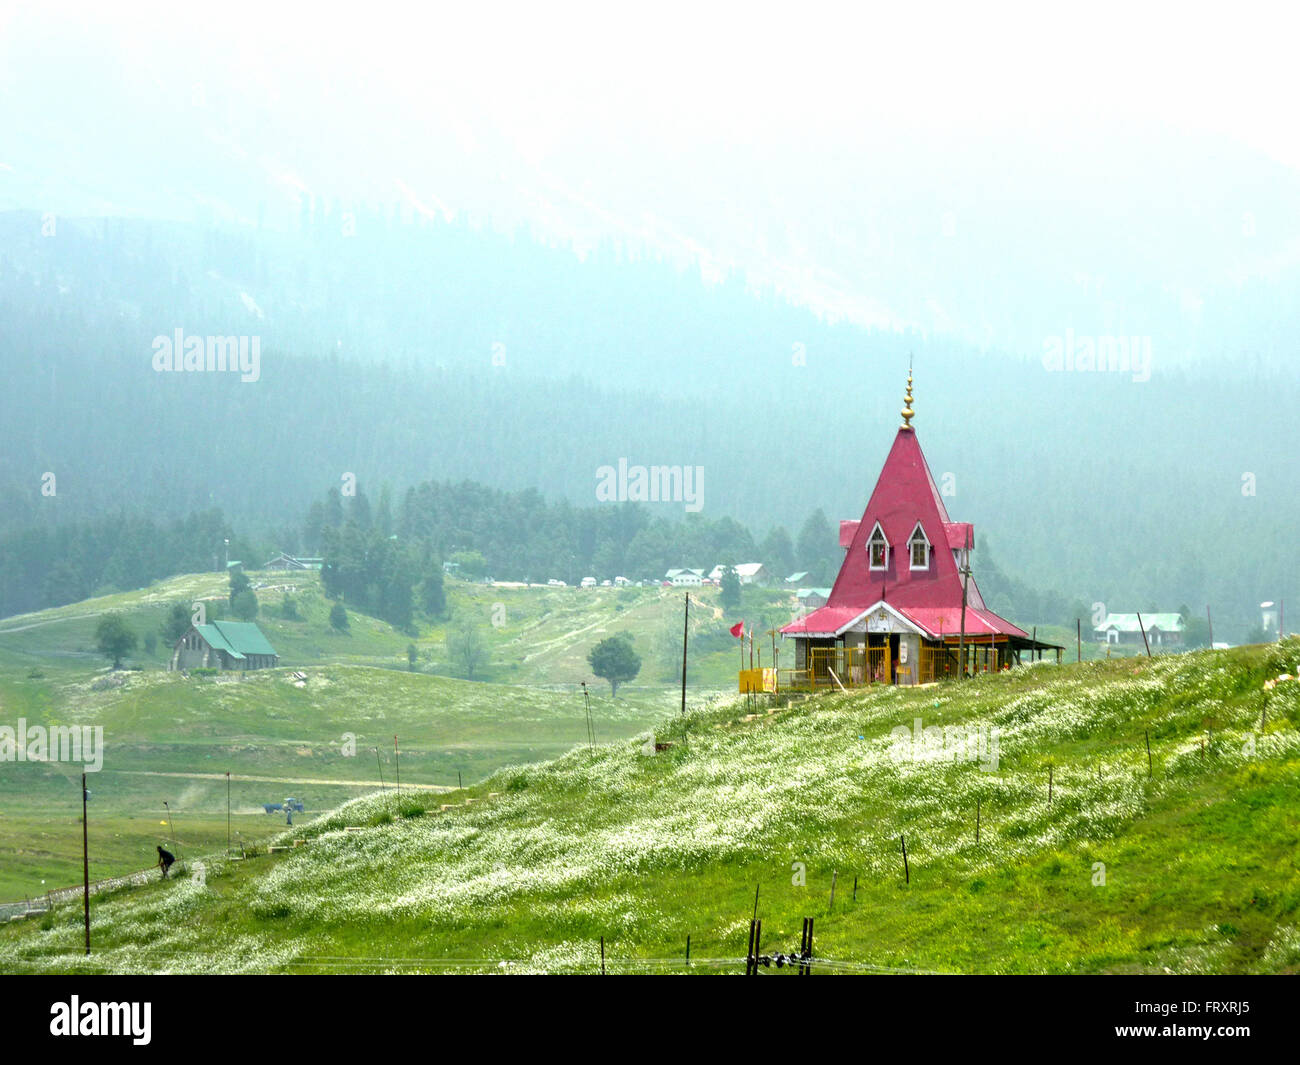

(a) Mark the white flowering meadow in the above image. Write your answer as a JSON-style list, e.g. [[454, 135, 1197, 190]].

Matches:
[[2, 640, 1297, 974]]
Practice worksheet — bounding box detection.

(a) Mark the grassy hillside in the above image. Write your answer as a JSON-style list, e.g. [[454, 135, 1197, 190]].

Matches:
[[0, 569, 768, 686], [4, 640, 1297, 974], [0, 571, 738, 898]]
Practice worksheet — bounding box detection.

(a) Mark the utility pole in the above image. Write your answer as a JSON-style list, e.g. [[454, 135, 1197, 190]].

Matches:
[[581, 681, 594, 748], [82, 773, 90, 955], [680, 593, 689, 716], [958, 528, 972, 679]]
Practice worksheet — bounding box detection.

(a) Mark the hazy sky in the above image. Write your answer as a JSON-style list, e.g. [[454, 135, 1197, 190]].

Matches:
[[6, 1, 1294, 165], [3, 0, 1298, 352]]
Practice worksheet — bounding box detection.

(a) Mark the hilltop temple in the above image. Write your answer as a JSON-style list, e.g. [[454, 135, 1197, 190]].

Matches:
[[777, 370, 1061, 689]]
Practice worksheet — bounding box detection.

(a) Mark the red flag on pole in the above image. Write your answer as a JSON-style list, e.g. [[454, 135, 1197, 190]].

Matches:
[[730, 621, 744, 638]]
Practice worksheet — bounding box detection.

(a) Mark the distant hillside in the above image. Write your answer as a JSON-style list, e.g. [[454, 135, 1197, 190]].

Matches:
[[4, 641, 1298, 973], [0, 568, 763, 689], [1, 210, 1296, 638], [0, 568, 732, 896]]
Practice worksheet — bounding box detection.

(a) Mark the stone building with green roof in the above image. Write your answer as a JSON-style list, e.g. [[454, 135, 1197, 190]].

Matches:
[[169, 620, 279, 671]]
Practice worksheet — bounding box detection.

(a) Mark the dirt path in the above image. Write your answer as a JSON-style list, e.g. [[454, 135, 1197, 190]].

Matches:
[[0, 611, 105, 633], [111, 770, 451, 791]]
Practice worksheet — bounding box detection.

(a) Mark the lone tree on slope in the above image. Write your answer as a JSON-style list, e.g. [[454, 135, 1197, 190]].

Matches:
[[587, 633, 642, 697], [95, 612, 138, 670], [447, 614, 486, 680]]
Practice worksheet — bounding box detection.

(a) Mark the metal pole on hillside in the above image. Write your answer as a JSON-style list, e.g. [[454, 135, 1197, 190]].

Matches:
[[394, 736, 400, 788], [81, 773, 90, 955], [958, 529, 971, 679], [226, 771, 231, 856], [581, 681, 594, 749], [374, 748, 385, 791], [1136, 612, 1152, 657], [163, 800, 175, 848], [680, 593, 689, 716], [1206, 605, 1214, 647]]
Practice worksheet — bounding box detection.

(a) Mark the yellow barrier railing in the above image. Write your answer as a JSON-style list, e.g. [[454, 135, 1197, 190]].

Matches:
[[774, 641, 1009, 692], [794, 646, 889, 690]]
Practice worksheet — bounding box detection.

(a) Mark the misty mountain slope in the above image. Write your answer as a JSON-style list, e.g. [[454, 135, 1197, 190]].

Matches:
[[0, 211, 1295, 637]]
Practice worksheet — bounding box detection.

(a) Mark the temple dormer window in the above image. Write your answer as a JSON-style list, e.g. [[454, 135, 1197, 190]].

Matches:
[[867, 522, 888, 570], [908, 523, 931, 570]]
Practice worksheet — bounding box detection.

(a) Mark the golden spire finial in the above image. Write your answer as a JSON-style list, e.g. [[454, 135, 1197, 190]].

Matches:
[[900, 361, 915, 429]]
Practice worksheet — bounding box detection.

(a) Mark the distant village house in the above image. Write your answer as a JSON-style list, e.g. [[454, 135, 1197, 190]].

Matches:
[[707, 562, 767, 585], [169, 620, 279, 671], [1093, 613, 1184, 647], [262, 552, 324, 571], [666, 568, 704, 586]]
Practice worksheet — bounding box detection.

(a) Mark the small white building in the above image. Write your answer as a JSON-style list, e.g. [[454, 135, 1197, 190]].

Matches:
[[666, 568, 704, 586], [707, 562, 767, 585], [1093, 613, 1185, 647]]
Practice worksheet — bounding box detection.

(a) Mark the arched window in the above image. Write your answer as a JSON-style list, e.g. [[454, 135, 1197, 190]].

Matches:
[[867, 522, 888, 570], [908, 523, 931, 570]]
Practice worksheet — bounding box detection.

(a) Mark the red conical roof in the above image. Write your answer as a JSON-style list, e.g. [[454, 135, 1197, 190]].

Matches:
[[782, 425, 1028, 640], [827, 426, 981, 612]]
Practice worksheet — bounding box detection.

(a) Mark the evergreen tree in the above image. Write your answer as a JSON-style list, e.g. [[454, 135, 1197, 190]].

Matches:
[[161, 602, 192, 644], [760, 525, 795, 578], [232, 588, 259, 621], [796, 508, 836, 583], [720, 564, 741, 610], [419, 564, 446, 618], [228, 567, 250, 606], [324, 487, 345, 530]]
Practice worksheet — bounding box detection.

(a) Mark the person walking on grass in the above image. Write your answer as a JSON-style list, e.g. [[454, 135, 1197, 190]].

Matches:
[[157, 845, 175, 879]]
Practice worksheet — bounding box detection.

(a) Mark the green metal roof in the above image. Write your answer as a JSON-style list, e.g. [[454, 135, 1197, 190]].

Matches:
[[196, 620, 277, 658], [194, 624, 242, 660]]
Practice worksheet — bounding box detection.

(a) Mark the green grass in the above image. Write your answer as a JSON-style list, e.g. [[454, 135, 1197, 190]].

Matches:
[[4, 639, 1297, 974], [0, 571, 728, 897], [0, 569, 759, 685]]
